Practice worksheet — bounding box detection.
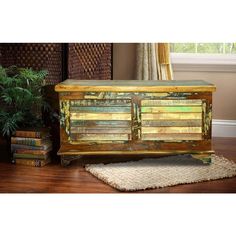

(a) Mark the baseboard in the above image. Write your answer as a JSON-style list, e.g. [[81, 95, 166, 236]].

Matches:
[[212, 119, 236, 137]]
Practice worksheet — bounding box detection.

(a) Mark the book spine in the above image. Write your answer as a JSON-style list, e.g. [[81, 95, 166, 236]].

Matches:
[[11, 143, 52, 151], [14, 149, 49, 155], [11, 137, 43, 146], [11, 144, 41, 151], [15, 131, 41, 138], [13, 153, 48, 160], [15, 158, 51, 167]]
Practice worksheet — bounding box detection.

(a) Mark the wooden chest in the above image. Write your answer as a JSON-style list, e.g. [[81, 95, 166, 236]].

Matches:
[[55, 80, 216, 166]]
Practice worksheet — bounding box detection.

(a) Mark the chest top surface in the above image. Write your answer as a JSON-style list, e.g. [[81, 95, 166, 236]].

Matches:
[[55, 80, 216, 93]]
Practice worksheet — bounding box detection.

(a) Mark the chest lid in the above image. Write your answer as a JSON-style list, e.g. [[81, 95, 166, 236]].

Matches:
[[55, 79, 216, 93]]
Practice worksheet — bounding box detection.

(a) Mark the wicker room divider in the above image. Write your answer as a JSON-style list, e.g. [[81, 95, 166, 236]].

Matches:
[[0, 43, 112, 82], [68, 43, 112, 80]]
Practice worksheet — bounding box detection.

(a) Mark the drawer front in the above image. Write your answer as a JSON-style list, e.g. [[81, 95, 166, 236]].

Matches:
[[141, 99, 203, 141], [69, 99, 132, 143]]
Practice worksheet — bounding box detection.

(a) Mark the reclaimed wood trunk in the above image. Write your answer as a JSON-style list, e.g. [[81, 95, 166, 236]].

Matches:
[[55, 80, 216, 166]]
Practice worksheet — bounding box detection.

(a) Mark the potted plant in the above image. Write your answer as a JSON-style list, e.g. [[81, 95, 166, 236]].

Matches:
[[0, 65, 56, 159]]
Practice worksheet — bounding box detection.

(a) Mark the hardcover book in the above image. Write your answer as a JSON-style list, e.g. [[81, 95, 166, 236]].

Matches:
[[14, 128, 50, 139], [11, 137, 51, 146], [14, 148, 52, 155], [13, 153, 49, 160], [11, 141, 52, 152], [15, 158, 51, 167]]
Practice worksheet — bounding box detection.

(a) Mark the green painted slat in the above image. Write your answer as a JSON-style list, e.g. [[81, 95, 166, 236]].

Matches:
[[142, 113, 202, 120], [141, 106, 202, 113], [141, 99, 202, 106]]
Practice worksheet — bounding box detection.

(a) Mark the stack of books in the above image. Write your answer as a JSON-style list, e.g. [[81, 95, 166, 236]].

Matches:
[[11, 129, 52, 167]]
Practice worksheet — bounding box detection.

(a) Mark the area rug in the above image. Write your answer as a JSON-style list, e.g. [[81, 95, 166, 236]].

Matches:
[[85, 155, 236, 191]]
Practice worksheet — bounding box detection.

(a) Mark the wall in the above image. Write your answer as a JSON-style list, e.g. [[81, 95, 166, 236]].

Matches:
[[173, 72, 236, 120], [113, 43, 236, 120], [113, 43, 137, 80]]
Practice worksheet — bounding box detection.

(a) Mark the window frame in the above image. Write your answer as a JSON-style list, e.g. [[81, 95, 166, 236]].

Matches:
[[171, 53, 236, 72]]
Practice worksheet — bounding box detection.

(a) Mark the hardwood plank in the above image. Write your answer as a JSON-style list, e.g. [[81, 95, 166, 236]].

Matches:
[[141, 99, 202, 106], [70, 113, 132, 120], [71, 134, 130, 141], [70, 106, 131, 113], [142, 133, 202, 140], [141, 106, 202, 113], [69, 140, 127, 144], [70, 99, 131, 107], [70, 127, 131, 134], [142, 127, 202, 134], [141, 113, 202, 120], [58, 149, 214, 156], [58, 140, 212, 153], [55, 80, 216, 92], [70, 120, 131, 127], [142, 120, 202, 127], [59, 92, 84, 100]]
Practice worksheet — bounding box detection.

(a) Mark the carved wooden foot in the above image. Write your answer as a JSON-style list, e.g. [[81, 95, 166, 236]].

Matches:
[[191, 154, 212, 164], [60, 155, 82, 167], [61, 157, 72, 167]]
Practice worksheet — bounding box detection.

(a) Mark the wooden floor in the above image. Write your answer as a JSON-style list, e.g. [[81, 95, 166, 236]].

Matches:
[[0, 137, 235, 193]]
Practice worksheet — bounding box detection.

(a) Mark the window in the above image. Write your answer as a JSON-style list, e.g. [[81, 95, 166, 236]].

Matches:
[[170, 43, 236, 72], [171, 43, 236, 54]]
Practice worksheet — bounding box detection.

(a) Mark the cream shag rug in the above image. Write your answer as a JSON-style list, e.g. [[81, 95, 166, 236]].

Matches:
[[85, 155, 236, 191]]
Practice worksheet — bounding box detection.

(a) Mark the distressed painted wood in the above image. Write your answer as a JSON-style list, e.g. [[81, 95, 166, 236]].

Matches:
[[141, 99, 202, 106], [70, 106, 131, 113], [141, 113, 202, 120], [191, 154, 212, 164], [58, 149, 214, 156], [70, 127, 131, 134], [70, 113, 132, 120], [142, 127, 202, 134], [141, 106, 202, 113], [71, 134, 130, 141], [142, 133, 202, 141], [55, 80, 216, 92], [142, 120, 202, 127], [70, 120, 131, 127], [57, 139, 213, 153], [70, 99, 131, 106], [61, 92, 210, 101], [55, 79, 215, 165]]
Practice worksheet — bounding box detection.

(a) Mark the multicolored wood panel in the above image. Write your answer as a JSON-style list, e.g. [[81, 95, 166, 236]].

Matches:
[[141, 99, 203, 141], [69, 99, 132, 143], [67, 98, 204, 143]]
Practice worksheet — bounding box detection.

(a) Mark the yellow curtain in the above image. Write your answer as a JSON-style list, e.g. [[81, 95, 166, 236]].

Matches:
[[136, 43, 173, 80]]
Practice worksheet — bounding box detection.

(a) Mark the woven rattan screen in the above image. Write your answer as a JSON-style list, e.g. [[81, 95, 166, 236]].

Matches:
[[0, 43, 62, 85], [68, 43, 112, 80]]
